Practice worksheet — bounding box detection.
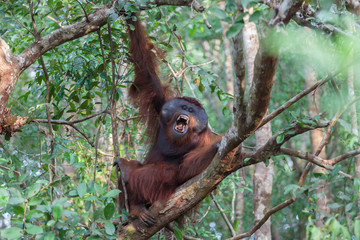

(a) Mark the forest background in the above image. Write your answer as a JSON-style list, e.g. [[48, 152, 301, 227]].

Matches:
[[0, 0, 360, 239]]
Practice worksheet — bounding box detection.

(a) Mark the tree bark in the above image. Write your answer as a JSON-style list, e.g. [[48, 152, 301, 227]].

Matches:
[[305, 67, 331, 227], [0, 38, 25, 135], [243, 20, 274, 240]]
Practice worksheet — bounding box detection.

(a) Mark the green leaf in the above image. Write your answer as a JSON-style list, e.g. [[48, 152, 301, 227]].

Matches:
[[354, 178, 360, 194], [249, 11, 262, 22], [104, 203, 115, 220], [345, 202, 353, 212], [276, 133, 285, 144], [354, 219, 360, 239], [27, 209, 44, 219], [265, 158, 270, 167], [211, 7, 228, 20], [233, 219, 239, 233], [226, 23, 244, 39], [103, 189, 121, 198], [77, 183, 87, 198], [28, 197, 42, 206], [26, 183, 41, 198], [47, 0, 54, 8], [94, 183, 105, 195], [47, 220, 56, 227], [310, 226, 321, 240], [1, 227, 22, 239], [107, 12, 118, 24], [328, 202, 343, 210], [12, 205, 24, 216], [25, 223, 43, 235], [8, 187, 24, 205], [155, 11, 162, 20], [70, 217, 81, 229], [104, 220, 115, 235], [241, 0, 251, 8], [173, 227, 183, 239], [314, 115, 320, 122], [53, 205, 62, 221], [84, 195, 98, 201], [44, 233, 55, 240], [198, 83, 205, 93], [68, 190, 78, 197], [0, 188, 9, 207], [284, 184, 299, 195], [330, 165, 341, 177]]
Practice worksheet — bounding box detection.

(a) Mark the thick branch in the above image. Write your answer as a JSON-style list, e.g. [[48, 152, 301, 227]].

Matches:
[[0, 37, 22, 125], [117, 119, 329, 239], [270, 0, 305, 25], [218, 33, 278, 158], [346, 0, 360, 15], [17, 6, 115, 73], [242, 40, 277, 138], [293, 13, 350, 36], [146, 0, 204, 11]]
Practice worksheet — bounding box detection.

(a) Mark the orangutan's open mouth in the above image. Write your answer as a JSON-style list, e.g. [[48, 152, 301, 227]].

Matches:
[[174, 115, 189, 133]]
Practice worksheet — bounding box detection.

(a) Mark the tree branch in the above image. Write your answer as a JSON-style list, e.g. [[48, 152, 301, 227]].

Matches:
[[228, 197, 296, 240], [145, 0, 205, 12], [270, 0, 305, 26], [115, 1, 316, 237], [17, 5, 115, 74], [327, 147, 360, 165], [279, 148, 354, 180], [210, 193, 236, 237], [31, 110, 107, 125], [30, 110, 109, 147], [116, 118, 329, 239], [259, 76, 329, 129]]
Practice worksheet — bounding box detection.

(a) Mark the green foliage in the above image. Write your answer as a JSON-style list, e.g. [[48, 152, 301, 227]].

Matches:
[[1, 0, 360, 239]]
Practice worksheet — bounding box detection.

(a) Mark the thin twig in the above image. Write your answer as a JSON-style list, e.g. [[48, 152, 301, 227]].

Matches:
[[32, 119, 95, 147], [210, 193, 236, 237], [176, 60, 214, 79], [108, 24, 129, 212], [202, 12, 212, 29], [0, 165, 21, 176], [327, 147, 360, 165], [228, 198, 296, 240], [32, 109, 107, 125], [29, 0, 56, 203], [97, 29, 111, 104], [174, 33, 186, 93], [279, 148, 354, 180], [196, 205, 211, 222], [76, 0, 89, 22], [259, 76, 329, 129]]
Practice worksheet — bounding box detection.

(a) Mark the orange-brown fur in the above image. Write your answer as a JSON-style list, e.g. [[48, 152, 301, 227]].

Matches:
[[120, 14, 220, 224]]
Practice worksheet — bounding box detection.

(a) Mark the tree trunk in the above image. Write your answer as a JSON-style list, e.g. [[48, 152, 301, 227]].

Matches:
[[243, 19, 274, 240], [235, 168, 245, 234], [0, 38, 25, 135], [305, 67, 331, 227], [220, 19, 234, 110]]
